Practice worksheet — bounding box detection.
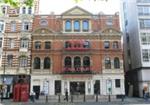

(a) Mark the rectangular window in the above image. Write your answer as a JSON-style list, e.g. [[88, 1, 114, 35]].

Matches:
[[137, 0, 150, 3], [115, 79, 120, 88], [11, 21, 16, 32], [142, 49, 150, 62], [7, 55, 13, 66], [45, 42, 51, 49], [140, 19, 150, 29], [19, 57, 28, 67], [104, 41, 110, 49], [20, 39, 28, 48], [140, 33, 150, 45], [106, 16, 113, 26], [0, 38, 2, 48], [22, 22, 30, 31], [138, 6, 150, 16], [8, 38, 14, 48], [0, 21, 4, 32]]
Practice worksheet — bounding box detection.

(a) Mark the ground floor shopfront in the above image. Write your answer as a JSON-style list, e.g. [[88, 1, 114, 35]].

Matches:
[[30, 74, 125, 96]]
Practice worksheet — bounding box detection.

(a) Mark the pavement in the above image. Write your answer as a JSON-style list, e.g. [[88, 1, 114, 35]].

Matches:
[[0, 97, 150, 105]]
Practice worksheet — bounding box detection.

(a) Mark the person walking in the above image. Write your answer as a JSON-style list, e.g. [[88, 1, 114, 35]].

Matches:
[[30, 90, 35, 102], [64, 89, 68, 102]]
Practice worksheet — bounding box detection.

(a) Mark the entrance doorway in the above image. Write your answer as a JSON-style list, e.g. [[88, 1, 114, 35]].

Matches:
[[33, 85, 40, 99], [55, 80, 61, 95], [94, 80, 100, 94], [70, 82, 85, 95]]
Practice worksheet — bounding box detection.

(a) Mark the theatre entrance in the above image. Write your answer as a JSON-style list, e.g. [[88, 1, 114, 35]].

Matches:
[[70, 82, 85, 95]]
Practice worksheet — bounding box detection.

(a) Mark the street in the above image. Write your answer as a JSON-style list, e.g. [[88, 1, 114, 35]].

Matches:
[[1, 97, 150, 105]]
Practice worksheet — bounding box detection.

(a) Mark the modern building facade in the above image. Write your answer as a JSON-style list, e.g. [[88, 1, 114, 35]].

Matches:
[[0, 0, 39, 98], [31, 6, 124, 97], [121, 0, 150, 97]]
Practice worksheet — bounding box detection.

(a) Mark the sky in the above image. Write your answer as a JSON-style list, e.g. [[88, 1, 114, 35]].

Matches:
[[39, 0, 120, 15]]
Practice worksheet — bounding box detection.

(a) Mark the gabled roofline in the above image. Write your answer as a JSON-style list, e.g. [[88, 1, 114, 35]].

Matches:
[[61, 6, 93, 16]]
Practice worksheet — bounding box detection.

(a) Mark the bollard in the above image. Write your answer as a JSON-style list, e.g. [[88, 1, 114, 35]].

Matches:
[[121, 95, 124, 102], [46, 95, 48, 103], [71, 95, 73, 103], [58, 94, 60, 103], [96, 94, 98, 102], [108, 94, 111, 102], [83, 94, 86, 102]]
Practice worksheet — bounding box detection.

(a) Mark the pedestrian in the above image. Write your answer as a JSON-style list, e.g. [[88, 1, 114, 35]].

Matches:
[[0, 88, 3, 102], [64, 89, 68, 102], [30, 90, 35, 102], [143, 86, 149, 101]]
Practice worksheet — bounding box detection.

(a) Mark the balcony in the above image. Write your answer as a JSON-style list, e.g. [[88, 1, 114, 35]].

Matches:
[[61, 67, 93, 74], [64, 40, 90, 51]]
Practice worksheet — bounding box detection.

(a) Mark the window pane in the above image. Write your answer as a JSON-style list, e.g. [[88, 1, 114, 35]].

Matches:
[[28, 7, 32, 14], [11, 21, 16, 32], [74, 20, 80, 31], [35, 41, 41, 49], [142, 49, 149, 62], [20, 39, 28, 48], [7, 55, 13, 66], [83, 20, 89, 31], [65, 20, 71, 31], [115, 79, 120, 88], [45, 41, 51, 49], [20, 57, 27, 67], [104, 41, 110, 48]]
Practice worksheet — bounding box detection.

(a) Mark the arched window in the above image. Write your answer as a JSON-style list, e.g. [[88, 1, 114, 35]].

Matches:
[[105, 57, 111, 69], [74, 56, 81, 68], [28, 7, 32, 14], [35, 41, 41, 49], [65, 20, 71, 31], [22, 7, 26, 14], [113, 41, 119, 49], [114, 57, 120, 68], [34, 57, 40, 69], [83, 20, 89, 31], [74, 20, 80, 31], [83, 56, 90, 67], [64, 57, 71, 67], [44, 57, 50, 69]]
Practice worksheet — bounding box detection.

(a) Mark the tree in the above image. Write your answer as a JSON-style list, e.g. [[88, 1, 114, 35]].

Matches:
[[0, 0, 108, 8], [0, 0, 34, 7]]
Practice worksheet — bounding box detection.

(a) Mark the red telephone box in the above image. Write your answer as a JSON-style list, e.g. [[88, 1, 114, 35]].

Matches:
[[13, 84, 21, 102], [20, 84, 29, 102], [13, 84, 29, 102]]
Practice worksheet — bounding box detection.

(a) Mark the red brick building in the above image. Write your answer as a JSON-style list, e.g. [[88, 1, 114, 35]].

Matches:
[[31, 6, 124, 97]]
